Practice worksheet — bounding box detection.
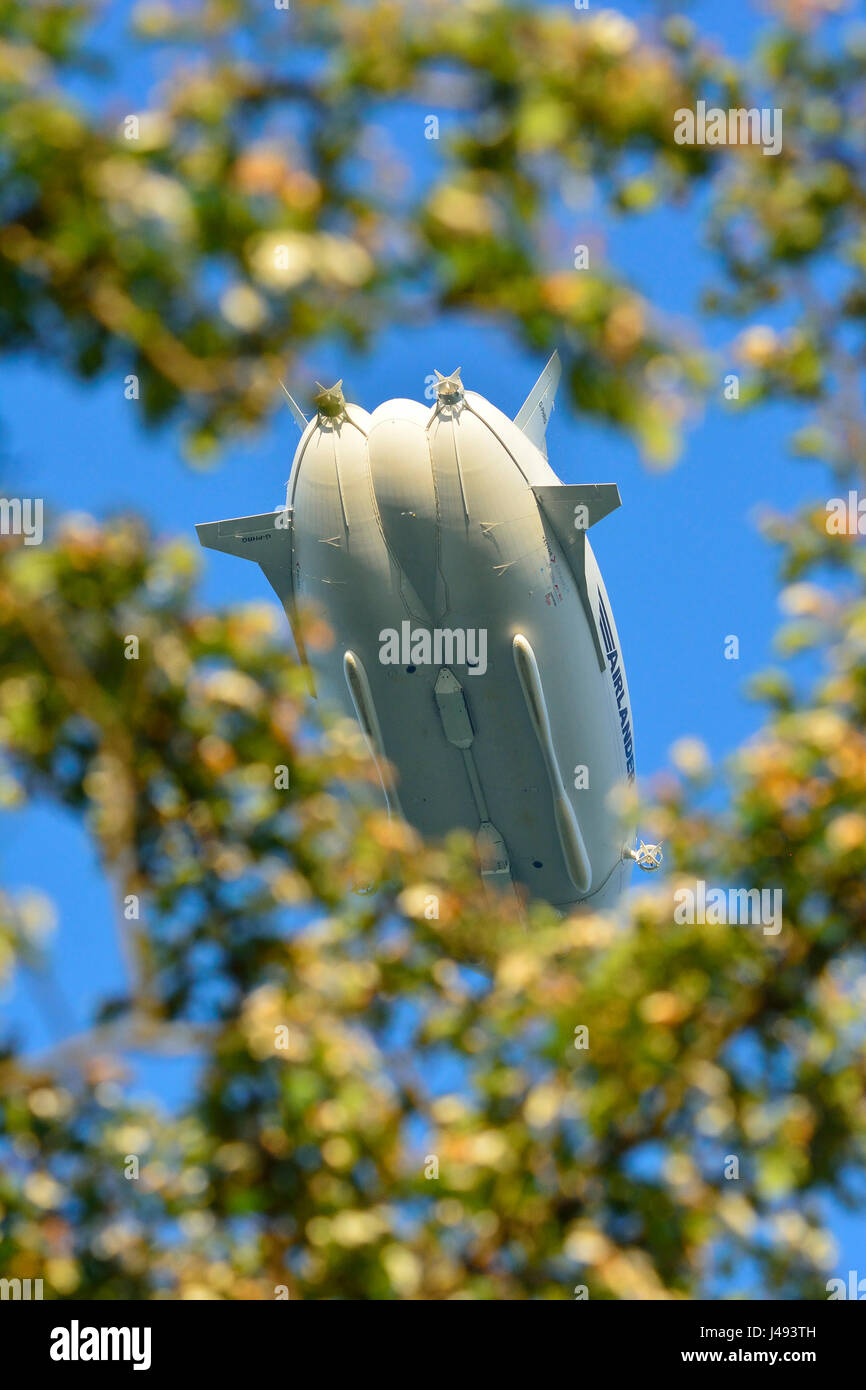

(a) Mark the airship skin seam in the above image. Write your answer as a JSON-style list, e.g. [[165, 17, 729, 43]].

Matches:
[[196, 352, 638, 911]]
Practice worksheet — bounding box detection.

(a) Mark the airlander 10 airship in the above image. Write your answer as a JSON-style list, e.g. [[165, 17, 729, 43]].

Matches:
[[196, 353, 660, 911]]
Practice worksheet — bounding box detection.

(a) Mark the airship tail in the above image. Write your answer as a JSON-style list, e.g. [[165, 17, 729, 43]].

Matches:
[[514, 350, 561, 458], [195, 509, 291, 562], [195, 508, 314, 690], [280, 381, 309, 433], [532, 483, 622, 671]]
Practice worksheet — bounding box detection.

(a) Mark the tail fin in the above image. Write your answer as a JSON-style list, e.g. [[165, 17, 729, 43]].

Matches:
[[532, 483, 622, 673], [531, 483, 621, 532], [280, 381, 309, 433], [195, 509, 314, 691], [514, 350, 561, 459], [195, 510, 291, 563]]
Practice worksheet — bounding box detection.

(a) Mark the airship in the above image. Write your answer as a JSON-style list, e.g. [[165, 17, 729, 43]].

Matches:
[[196, 353, 660, 911]]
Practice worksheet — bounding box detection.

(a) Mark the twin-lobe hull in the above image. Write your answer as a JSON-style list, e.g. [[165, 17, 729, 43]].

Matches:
[[198, 361, 637, 911]]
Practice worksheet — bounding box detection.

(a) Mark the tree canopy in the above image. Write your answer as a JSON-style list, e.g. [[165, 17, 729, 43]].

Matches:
[[0, 0, 865, 1299]]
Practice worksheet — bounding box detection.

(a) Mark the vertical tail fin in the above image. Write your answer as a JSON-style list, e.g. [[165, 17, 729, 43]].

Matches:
[[514, 351, 561, 458]]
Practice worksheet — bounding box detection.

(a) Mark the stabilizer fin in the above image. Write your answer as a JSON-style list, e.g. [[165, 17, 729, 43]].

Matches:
[[514, 350, 561, 459], [531, 484, 622, 672], [280, 381, 309, 433], [195, 509, 315, 693], [532, 483, 621, 531], [195, 510, 290, 562]]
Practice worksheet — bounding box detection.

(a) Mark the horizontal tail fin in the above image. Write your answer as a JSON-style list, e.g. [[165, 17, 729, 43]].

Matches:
[[195, 510, 291, 562], [532, 483, 621, 531], [195, 506, 314, 692]]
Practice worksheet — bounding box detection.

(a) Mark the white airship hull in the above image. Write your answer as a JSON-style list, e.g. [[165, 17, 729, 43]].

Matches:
[[197, 358, 637, 911]]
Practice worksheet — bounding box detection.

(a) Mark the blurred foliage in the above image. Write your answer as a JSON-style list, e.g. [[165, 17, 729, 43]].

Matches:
[[0, 0, 729, 461], [0, 0, 865, 1300], [0, 515, 864, 1300]]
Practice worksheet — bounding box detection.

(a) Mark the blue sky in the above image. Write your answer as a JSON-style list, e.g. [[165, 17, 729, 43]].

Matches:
[[0, 0, 859, 1288]]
